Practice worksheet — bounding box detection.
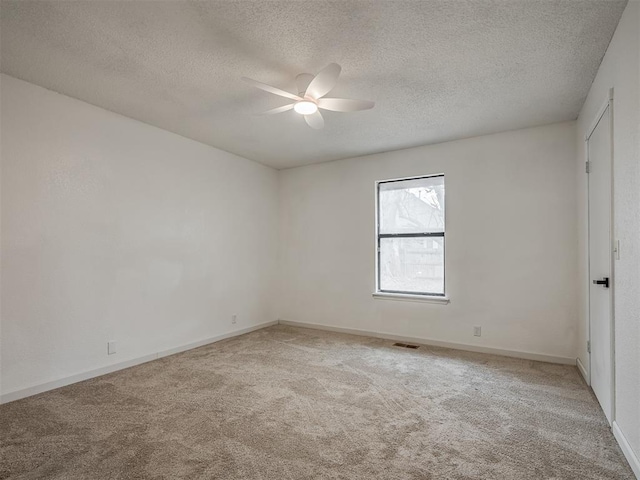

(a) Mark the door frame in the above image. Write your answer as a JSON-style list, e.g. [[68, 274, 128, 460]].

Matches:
[[585, 87, 615, 423]]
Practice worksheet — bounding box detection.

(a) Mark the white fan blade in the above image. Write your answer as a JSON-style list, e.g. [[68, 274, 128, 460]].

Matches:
[[296, 73, 314, 95], [304, 110, 324, 129], [318, 98, 375, 112], [305, 63, 341, 100], [241, 77, 302, 101], [255, 104, 294, 115]]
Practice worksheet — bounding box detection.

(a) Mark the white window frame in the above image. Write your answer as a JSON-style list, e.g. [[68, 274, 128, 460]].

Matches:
[[373, 174, 449, 304]]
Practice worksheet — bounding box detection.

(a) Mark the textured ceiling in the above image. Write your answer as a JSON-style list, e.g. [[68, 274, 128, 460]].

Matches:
[[0, 0, 627, 169]]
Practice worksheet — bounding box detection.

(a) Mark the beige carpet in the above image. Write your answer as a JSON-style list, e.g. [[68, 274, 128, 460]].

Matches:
[[0, 325, 634, 479]]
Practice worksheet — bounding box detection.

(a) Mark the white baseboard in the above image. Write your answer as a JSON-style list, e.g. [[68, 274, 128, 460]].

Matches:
[[576, 357, 590, 384], [613, 421, 640, 479], [0, 320, 278, 405], [278, 319, 576, 365]]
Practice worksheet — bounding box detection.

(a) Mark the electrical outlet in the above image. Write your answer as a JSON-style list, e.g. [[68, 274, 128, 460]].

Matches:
[[107, 341, 117, 355], [232, 314, 237, 324], [473, 326, 481, 337]]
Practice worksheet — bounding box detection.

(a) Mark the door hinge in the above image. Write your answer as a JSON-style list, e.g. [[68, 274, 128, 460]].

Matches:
[[587, 340, 591, 354], [585, 161, 590, 173]]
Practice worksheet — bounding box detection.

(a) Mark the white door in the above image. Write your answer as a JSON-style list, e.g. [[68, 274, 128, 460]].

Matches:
[[587, 103, 613, 424]]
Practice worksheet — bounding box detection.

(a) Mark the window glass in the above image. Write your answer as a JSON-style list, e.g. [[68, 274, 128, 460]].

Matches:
[[377, 175, 445, 296], [379, 176, 444, 234]]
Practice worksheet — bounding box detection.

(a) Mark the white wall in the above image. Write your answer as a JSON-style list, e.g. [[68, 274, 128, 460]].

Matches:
[[0, 74, 279, 398], [279, 122, 578, 361], [576, 0, 640, 471]]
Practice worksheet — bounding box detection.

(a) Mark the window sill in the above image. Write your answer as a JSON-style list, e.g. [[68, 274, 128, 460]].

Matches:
[[372, 292, 450, 304]]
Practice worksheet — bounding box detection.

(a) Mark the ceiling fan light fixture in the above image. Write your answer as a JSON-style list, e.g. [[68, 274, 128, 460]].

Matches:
[[293, 100, 318, 115], [243, 63, 374, 129]]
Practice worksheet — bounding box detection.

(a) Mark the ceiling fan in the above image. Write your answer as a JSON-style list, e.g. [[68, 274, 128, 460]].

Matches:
[[242, 63, 374, 129]]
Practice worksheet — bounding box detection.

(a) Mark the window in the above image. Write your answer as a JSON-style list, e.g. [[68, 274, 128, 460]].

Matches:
[[376, 175, 445, 297]]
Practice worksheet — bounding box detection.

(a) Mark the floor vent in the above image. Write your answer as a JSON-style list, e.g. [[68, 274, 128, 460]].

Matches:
[[393, 343, 419, 349]]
